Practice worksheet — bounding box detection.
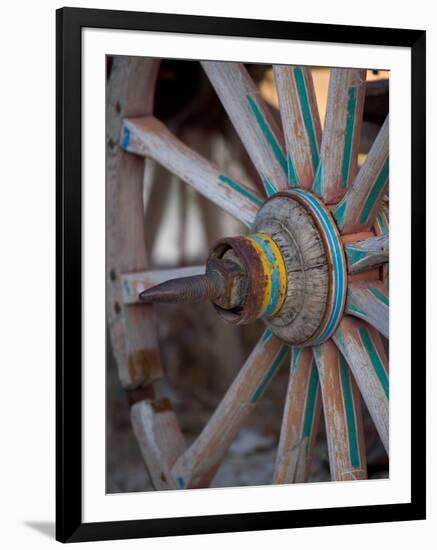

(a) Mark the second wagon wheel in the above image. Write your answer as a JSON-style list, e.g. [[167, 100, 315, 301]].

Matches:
[[107, 57, 389, 489]]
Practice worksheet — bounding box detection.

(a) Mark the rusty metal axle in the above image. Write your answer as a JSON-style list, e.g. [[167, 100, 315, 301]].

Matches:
[[139, 272, 222, 304]]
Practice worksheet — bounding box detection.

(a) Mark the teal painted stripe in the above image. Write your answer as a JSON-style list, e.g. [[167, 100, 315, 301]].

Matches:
[[312, 162, 323, 196], [303, 362, 319, 437], [251, 345, 288, 403], [291, 347, 303, 371], [341, 87, 358, 189], [121, 126, 130, 149], [358, 328, 389, 399], [338, 354, 360, 468], [345, 246, 368, 266], [262, 176, 278, 198], [262, 329, 272, 342], [333, 199, 347, 227], [293, 67, 319, 171], [347, 303, 368, 319], [251, 233, 281, 317], [368, 286, 389, 307], [218, 174, 263, 207], [358, 158, 389, 224], [177, 477, 185, 488], [246, 95, 287, 175], [287, 152, 299, 187]]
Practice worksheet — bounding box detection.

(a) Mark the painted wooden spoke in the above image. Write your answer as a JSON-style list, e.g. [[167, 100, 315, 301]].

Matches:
[[312, 69, 366, 203], [274, 348, 321, 484], [344, 234, 389, 274], [346, 280, 389, 338], [313, 341, 367, 481], [333, 316, 389, 453], [120, 116, 263, 227], [333, 116, 389, 234], [121, 266, 205, 305], [273, 66, 322, 189], [131, 398, 187, 491], [374, 208, 390, 288], [202, 61, 288, 196], [171, 330, 289, 489]]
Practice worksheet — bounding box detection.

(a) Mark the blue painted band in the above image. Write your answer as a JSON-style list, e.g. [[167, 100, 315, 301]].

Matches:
[[287, 189, 347, 344], [121, 126, 130, 150], [250, 234, 281, 317]]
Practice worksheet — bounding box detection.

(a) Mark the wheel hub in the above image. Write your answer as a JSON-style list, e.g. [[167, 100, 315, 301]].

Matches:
[[140, 189, 347, 346]]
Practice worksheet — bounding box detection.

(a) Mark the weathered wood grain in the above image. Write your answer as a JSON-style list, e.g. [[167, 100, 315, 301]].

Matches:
[[312, 69, 366, 203], [333, 116, 389, 234], [120, 116, 262, 227], [333, 316, 389, 453], [171, 330, 289, 488], [131, 398, 186, 490], [313, 341, 367, 481], [346, 280, 389, 338], [121, 266, 205, 305], [202, 62, 288, 196], [274, 348, 321, 484], [374, 208, 390, 288], [253, 193, 330, 345], [273, 66, 322, 189], [345, 234, 389, 273], [143, 159, 172, 256], [107, 57, 163, 389]]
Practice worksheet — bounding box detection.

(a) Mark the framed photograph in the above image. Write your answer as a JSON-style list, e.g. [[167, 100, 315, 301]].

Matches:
[[56, 7, 426, 543]]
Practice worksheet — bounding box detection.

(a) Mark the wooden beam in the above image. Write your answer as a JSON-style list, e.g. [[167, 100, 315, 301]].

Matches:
[[120, 116, 262, 228], [171, 330, 289, 488], [346, 280, 389, 338], [333, 116, 389, 234], [131, 398, 186, 490], [274, 348, 321, 484], [345, 234, 389, 273], [273, 66, 322, 189], [312, 69, 366, 203], [202, 62, 288, 196], [333, 316, 389, 453], [313, 341, 367, 481], [107, 57, 163, 389]]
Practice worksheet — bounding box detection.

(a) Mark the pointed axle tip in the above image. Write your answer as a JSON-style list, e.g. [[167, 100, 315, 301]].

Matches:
[[139, 274, 220, 305]]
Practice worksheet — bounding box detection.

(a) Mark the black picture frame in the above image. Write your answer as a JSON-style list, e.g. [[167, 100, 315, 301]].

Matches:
[[56, 7, 426, 543]]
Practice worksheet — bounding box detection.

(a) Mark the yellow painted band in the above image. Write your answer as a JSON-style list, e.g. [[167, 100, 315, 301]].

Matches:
[[246, 236, 271, 316], [246, 233, 287, 318]]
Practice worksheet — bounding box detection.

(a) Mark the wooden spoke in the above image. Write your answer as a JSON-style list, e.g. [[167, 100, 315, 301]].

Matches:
[[374, 208, 390, 288], [333, 116, 389, 234], [120, 116, 263, 227], [131, 398, 186, 490], [273, 66, 322, 189], [171, 330, 289, 489], [313, 341, 367, 481], [346, 281, 389, 338], [121, 266, 205, 305], [345, 234, 389, 274], [107, 57, 163, 389], [202, 62, 288, 196], [333, 316, 389, 453], [312, 69, 366, 203], [274, 348, 322, 484]]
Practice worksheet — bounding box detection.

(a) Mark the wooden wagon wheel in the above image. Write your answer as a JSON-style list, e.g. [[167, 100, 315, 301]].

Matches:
[[107, 57, 389, 489]]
